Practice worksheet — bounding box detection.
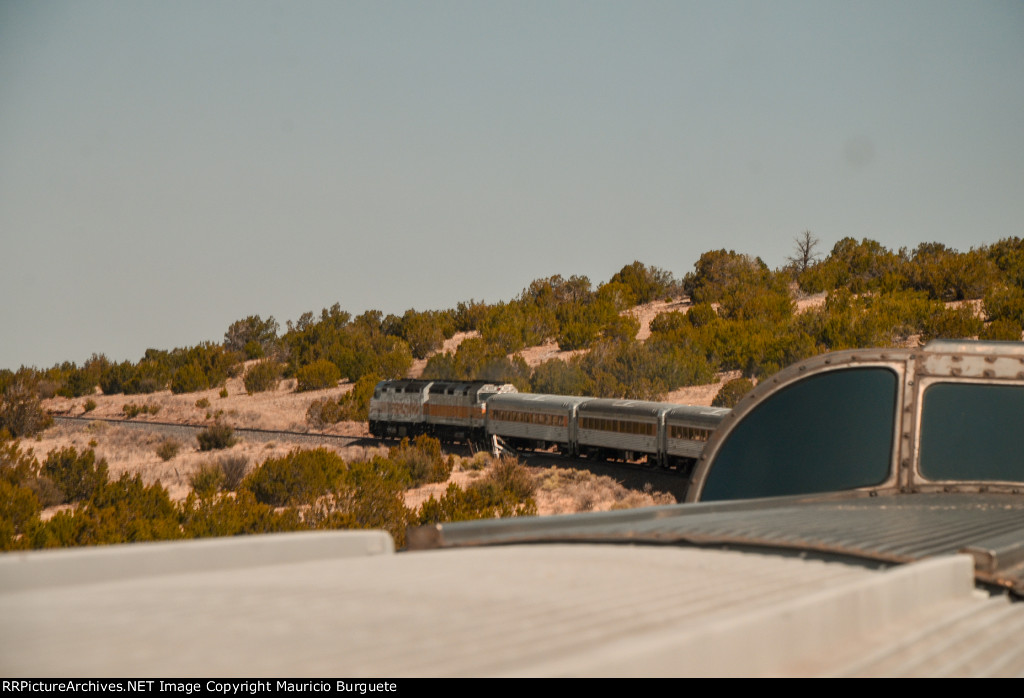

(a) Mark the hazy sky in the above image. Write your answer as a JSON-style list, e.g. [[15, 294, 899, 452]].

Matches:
[[2, 1, 1022, 370]]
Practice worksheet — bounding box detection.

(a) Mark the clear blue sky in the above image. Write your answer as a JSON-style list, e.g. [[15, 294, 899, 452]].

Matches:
[[2, 1, 1022, 370]]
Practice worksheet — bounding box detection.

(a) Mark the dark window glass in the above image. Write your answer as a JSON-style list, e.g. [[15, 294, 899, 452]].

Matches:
[[920, 383, 1024, 482], [701, 368, 897, 501]]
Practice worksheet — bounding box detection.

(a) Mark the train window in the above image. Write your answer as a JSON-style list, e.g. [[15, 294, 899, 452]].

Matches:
[[700, 367, 897, 501], [919, 382, 1024, 482]]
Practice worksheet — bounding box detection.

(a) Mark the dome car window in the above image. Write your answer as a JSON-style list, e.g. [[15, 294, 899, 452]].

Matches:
[[701, 368, 898, 501]]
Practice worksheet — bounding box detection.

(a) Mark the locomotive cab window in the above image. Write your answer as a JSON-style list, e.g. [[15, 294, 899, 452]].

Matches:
[[919, 382, 1024, 483], [700, 367, 898, 501]]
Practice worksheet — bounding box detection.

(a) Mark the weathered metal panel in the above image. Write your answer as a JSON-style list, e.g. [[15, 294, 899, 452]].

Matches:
[[410, 492, 1024, 595], [368, 379, 432, 425], [6, 539, 1022, 677], [664, 405, 729, 459]]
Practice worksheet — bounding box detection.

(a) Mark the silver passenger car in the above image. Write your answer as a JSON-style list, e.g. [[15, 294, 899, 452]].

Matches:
[[486, 392, 592, 455], [664, 404, 731, 467], [576, 398, 680, 464]]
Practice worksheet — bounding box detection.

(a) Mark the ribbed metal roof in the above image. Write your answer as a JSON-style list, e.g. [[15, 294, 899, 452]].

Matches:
[[664, 404, 731, 427], [7, 532, 1024, 677], [578, 398, 682, 417], [487, 392, 592, 410], [410, 492, 1024, 595]]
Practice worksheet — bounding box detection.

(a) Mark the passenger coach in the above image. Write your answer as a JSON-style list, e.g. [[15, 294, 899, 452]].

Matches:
[[576, 399, 677, 465], [485, 393, 591, 456]]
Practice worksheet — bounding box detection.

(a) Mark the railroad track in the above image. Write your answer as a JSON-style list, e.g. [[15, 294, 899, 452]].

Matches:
[[51, 415, 371, 448]]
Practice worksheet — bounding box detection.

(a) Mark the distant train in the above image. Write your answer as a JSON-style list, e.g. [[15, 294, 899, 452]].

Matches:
[[368, 379, 730, 470]]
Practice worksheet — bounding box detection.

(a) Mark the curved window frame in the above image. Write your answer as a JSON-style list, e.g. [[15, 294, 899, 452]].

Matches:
[[692, 363, 904, 502]]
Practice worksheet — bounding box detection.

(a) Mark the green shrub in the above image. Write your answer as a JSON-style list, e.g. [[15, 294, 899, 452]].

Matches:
[[155, 438, 181, 462], [189, 463, 225, 497], [197, 422, 236, 451], [417, 456, 537, 525], [0, 379, 52, 437], [907, 243, 996, 301], [984, 285, 1024, 326], [0, 442, 62, 510], [603, 314, 641, 342], [529, 359, 591, 396], [0, 479, 41, 550], [314, 458, 414, 547], [608, 261, 678, 304], [687, 303, 718, 328], [59, 367, 97, 398], [41, 447, 109, 504], [30, 473, 182, 548], [295, 359, 341, 392], [195, 397, 210, 408], [171, 363, 209, 394], [980, 318, 1022, 341], [392, 309, 448, 359], [306, 397, 344, 428], [243, 448, 345, 506], [921, 305, 983, 342], [389, 435, 453, 486], [482, 456, 537, 502], [122, 403, 159, 419], [219, 388, 229, 398], [224, 315, 280, 357], [219, 455, 248, 491], [83, 398, 97, 413], [180, 489, 303, 539], [341, 373, 380, 421], [712, 377, 755, 408], [99, 362, 133, 395], [422, 337, 531, 390], [244, 360, 281, 394], [797, 237, 910, 294]]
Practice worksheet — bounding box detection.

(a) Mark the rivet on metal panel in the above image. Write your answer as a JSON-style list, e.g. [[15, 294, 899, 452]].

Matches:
[[951, 355, 962, 362], [907, 379, 913, 386], [985, 355, 997, 363], [799, 365, 806, 371], [983, 370, 995, 378], [824, 358, 831, 365], [950, 367, 962, 376]]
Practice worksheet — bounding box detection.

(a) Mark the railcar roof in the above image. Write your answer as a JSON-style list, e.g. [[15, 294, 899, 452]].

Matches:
[[664, 404, 731, 427], [375, 378, 433, 393], [487, 392, 593, 410], [577, 398, 684, 418], [5, 524, 1024, 677], [410, 491, 1024, 596]]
